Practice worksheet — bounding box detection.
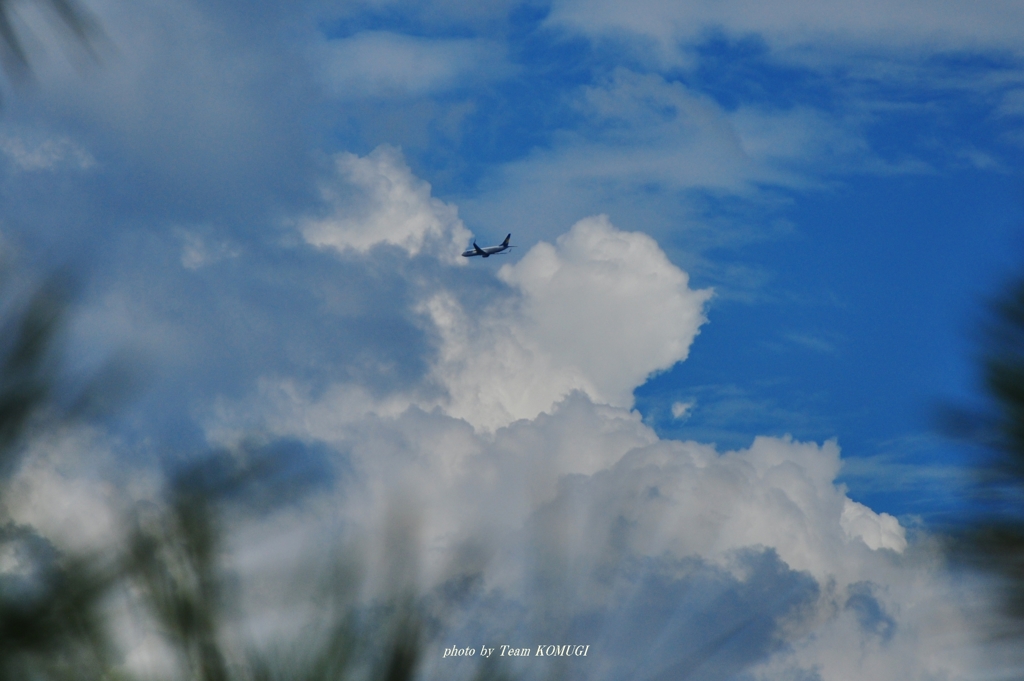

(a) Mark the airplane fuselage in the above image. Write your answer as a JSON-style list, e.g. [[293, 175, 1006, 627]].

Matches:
[[462, 234, 512, 258]]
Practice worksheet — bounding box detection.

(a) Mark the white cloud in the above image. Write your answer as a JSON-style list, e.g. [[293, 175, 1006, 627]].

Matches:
[[315, 31, 514, 98], [3, 374, 990, 681], [299, 145, 472, 262], [177, 229, 240, 270], [0, 135, 95, 171], [498, 216, 710, 404], [188, 208, 714, 522], [196, 387, 985, 681], [841, 498, 907, 552], [545, 0, 1024, 59], [4, 427, 135, 554], [422, 214, 712, 430], [671, 400, 694, 419]]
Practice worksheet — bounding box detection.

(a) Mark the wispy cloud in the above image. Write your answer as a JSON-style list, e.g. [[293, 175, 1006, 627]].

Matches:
[[546, 0, 1024, 59], [783, 331, 840, 355], [315, 32, 515, 98], [0, 135, 95, 171]]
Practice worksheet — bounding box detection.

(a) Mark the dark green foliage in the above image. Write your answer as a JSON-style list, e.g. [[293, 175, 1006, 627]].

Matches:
[[0, 524, 113, 679], [127, 494, 230, 681], [945, 276, 1024, 628], [378, 605, 421, 681], [119, 449, 439, 681], [0, 277, 118, 680], [0, 275, 68, 466], [0, 272, 132, 473], [123, 451, 427, 681], [982, 281, 1024, 485]]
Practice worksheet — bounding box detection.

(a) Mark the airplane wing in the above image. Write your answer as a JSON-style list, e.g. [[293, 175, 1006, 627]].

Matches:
[[462, 235, 513, 258]]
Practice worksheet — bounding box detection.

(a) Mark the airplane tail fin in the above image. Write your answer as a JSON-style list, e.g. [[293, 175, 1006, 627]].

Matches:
[[502, 234, 511, 247]]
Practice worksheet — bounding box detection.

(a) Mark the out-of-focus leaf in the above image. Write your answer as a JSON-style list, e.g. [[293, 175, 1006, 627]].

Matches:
[[0, 0, 102, 83], [945, 275, 1024, 630], [0, 523, 118, 680], [0, 271, 500, 681], [0, 275, 68, 464]]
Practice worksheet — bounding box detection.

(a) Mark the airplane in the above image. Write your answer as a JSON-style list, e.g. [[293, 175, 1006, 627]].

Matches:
[[462, 234, 513, 258]]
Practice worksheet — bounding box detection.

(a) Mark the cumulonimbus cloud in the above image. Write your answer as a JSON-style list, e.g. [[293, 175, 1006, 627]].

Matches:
[[224, 390, 962, 681], [0, 142, 985, 681], [421, 214, 713, 430]]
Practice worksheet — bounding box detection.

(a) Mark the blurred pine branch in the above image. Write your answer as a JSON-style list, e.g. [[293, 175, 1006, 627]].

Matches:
[[944, 275, 1024, 630], [0, 0, 103, 97], [0, 276, 470, 681]]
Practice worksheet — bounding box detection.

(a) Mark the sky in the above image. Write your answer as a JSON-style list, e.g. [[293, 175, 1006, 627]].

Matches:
[[2, 0, 1024, 678]]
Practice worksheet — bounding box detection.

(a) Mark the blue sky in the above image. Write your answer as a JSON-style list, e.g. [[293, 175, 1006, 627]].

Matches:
[[2, 0, 1024, 678], [308, 4, 1024, 523]]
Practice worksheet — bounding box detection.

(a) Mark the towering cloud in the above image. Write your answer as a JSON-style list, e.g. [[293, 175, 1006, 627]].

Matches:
[[423, 214, 712, 430], [129, 150, 982, 681]]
